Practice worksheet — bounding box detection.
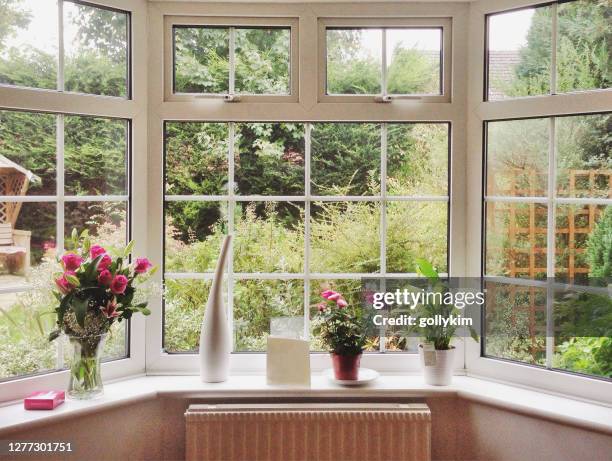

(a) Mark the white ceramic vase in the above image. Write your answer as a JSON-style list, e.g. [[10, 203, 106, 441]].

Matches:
[[418, 345, 455, 386], [199, 235, 232, 383]]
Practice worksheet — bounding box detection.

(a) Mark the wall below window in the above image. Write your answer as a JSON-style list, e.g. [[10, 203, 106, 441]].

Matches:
[[4, 396, 611, 460]]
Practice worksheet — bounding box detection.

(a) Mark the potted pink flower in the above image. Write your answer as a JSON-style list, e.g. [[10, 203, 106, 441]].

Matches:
[[49, 230, 156, 399], [314, 290, 368, 380]]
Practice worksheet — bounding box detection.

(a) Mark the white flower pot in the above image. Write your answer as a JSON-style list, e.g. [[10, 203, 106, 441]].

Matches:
[[418, 345, 455, 386]]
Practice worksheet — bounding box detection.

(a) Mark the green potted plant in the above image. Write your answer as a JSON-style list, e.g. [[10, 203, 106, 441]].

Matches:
[[404, 259, 479, 386], [314, 290, 368, 380]]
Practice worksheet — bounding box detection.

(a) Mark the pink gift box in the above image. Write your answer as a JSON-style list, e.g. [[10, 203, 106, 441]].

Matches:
[[24, 391, 65, 410]]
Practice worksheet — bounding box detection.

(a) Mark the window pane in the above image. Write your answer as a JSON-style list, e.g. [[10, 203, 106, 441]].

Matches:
[[165, 122, 229, 196], [0, 202, 56, 289], [311, 201, 380, 273], [555, 204, 610, 284], [235, 27, 290, 95], [234, 279, 303, 351], [311, 123, 381, 196], [553, 289, 611, 378], [0, 0, 58, 90], [0, 110, 56, 196], [326, 28, 381, 95], [387, 202, 448, 273], [387, 28, 441, 95], [556, 113, 611, 199], [234, 201, 304, 273], [486, 118, 549, 197], [235, 123, 304, 195], [0, 289, 59, 379], [487, 6, 552, 100], [557, 0, 611, 94], [65, 116, 127, 195], [309, 279, 380, 352], [63, 1, 128, 97], [485, 201, 548, 279], [164, 279, 212, 353], [484, 281, 547, 365], [64, 201, 127, 250], [387, 123, 448, 196], [165, 201, 227, 273], [173, 26, 229, 94]]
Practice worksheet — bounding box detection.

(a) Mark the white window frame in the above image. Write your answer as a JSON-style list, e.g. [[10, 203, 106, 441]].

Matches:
[[318, 17, 452, 103], [147, 0, 469, 376], [0, 0, 148, 403], [466, 0, 612, 404], [164, 16, 299, 102]]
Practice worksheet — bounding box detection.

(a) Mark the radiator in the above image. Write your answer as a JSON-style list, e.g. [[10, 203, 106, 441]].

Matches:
[[185, 403, 431, 461]]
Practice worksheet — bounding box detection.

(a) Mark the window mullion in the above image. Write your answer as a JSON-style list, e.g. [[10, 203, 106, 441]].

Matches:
[[228, 123, 236, 351], [55, 113, 65, 370], [57, 0, 64, 92], [379, 123, 388, 352], [545, 116, 557, 369], [304, 123, 312, 341], [550, 2, 558, 95], [381, 28, 388, 97], [229, 27, 236, 95]]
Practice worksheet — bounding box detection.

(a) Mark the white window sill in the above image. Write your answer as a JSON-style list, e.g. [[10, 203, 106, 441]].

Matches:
[[0, 375, 610, 436]]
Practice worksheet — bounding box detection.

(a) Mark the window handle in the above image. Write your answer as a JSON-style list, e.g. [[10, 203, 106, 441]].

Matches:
[[374, 95, 392, 103], [224, 94, 241, 102]]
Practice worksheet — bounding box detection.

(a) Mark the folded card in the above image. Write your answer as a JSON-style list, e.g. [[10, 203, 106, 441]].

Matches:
[[266, 336, 310, 387]]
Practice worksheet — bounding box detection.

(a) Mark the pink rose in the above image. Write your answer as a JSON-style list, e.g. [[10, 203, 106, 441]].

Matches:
[[327, 292, 341, 301], [90, 245, 106, 260], [317, 302, 327, 312], [61, 253, 83, 271], [336, 298, 348, 308], [55, 271, 77, 294], [110, 274, 128, 295], [134, 258, 152, 274], [321, 290, 335, 299], [97, 254, 112, 271], [98, 269, 113, 287], [100, 299, 119, 319]]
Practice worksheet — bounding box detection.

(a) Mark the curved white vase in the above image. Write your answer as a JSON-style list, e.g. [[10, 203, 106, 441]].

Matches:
[[199, 235, 232, 383]]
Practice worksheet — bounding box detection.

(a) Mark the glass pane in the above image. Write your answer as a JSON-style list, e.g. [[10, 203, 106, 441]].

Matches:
[[235, 27, 290, 95], [164, 279, 212, 353], [64, 116, 127, 195], [0, 110, 56, 196], [556, 113, 612, 199], [165, 122, 229, 196], [165, 201, 227, 273], [387, 202, 448, 273], [485, 201, 548, 279], [387, 28, 441, 95], [103, 320, 127, 360], [0, 289, 59, 379], [484, 281, 547, 365], [310, 279, 380, 352], [387, 123, 448, 196], [234, 279, 303, 351], [555, 204, 610, 284], [173, 27, 229, 94], [0, 0, 58, 90], [310, 201, 380, 273], [0, 202, 56, 289], [486, 118, 549, 197], [487, 6, 552, 100], [64, 201, 127, 251], [553, 289, 612, 378], [63, 1, 128, 97], [326, 28, 382, 95], [557, 0, 611, 94], [311, 123, 381, 196], [233, 201, 304, 273], [235, 123, 304, 195]]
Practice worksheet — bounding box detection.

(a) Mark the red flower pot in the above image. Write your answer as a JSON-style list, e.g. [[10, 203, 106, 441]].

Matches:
[[331, 353, 362, 380]]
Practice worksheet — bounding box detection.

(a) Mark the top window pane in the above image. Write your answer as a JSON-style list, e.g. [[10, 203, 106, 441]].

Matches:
[[0, 0, 58, 90], [487, 6, 552, 100], [556, 0, 611, 94], [63, 1, 129, 98], [173, 26, 291, 95]]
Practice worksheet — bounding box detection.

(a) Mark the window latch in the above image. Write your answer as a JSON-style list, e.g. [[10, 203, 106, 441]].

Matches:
[[374, 95, 392, 103], [224, 94, 241, 103]]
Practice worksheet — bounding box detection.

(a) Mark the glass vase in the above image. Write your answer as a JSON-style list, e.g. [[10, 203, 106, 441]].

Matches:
[[67, 334, 106, 400]]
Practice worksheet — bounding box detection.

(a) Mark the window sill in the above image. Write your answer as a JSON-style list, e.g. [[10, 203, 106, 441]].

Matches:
[[0, 375, 610, 436]]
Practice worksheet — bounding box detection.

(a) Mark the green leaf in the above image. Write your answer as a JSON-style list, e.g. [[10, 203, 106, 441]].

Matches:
[[71, 228, 78, 241], [123, 240, 135, 258], [415, 258, 439, 282], [85, 254, 104, 280], [48, 329, 61, 342], [65, 274, 80, 287], [71, 294, 90, 328]]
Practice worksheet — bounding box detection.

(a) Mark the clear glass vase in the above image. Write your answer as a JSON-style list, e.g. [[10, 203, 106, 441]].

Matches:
[[67, 334, 106, 400]]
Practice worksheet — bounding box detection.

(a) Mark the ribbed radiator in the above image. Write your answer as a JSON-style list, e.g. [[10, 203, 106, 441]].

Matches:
[[185, 403, 431, 461]]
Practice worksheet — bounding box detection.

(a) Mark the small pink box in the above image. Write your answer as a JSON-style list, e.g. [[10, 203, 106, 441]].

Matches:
[[24, 391, 65, 410]]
